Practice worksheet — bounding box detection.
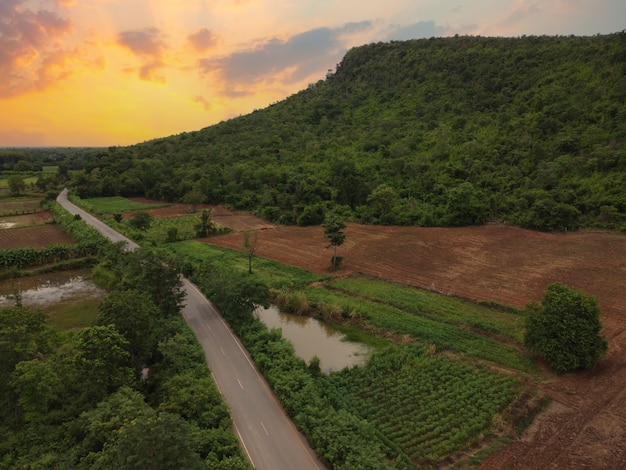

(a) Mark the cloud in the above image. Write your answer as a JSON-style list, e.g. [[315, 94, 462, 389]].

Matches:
[[499, 0, 542, 29], [187, 28, 219, 53], [199, 21, 373, 88], [386, 20, 445, 41], [117, 27, 168, 82], [0, 0, 77, 98], [192, 95, 212, 110], [117, 27, 165, 57]]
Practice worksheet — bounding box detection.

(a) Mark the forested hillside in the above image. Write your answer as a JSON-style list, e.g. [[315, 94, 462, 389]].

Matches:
[[71, 33, 626, 231]]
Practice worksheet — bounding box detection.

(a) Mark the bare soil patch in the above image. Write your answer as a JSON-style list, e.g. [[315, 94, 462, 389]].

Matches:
[[205, 223, 626, 470], [127, 197, 274, 232]]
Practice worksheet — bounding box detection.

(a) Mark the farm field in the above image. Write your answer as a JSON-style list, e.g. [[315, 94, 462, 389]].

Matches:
[[204, 221, 626, 470], [0, 197, 72, 249]]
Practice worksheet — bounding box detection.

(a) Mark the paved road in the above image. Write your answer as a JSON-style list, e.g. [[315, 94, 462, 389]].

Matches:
[[56, 189, 325, 470]]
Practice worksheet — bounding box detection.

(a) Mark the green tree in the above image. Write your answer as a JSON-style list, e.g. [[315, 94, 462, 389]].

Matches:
[[93, 411, 205, 470], [242, 230, 259, 274], [8, 175, 26, 196], [366, 183, 397, 222], [97, 290, 160, 368], [194, 209, 215, 238], [70, 325, 134, 402], [323, 211, 346, 271], [128, 211, 153, 231], [182, 189, 205, 213], [10, 359, 60, 422], [524, 283, 608, 374]]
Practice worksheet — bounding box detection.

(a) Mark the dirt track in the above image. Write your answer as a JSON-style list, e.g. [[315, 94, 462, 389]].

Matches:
[[204, 220, 626, 470]]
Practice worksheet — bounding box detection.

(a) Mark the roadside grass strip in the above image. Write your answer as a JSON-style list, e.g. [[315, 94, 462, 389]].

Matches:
[[84, 196, 168, 213], [166, 241, 323, 288]]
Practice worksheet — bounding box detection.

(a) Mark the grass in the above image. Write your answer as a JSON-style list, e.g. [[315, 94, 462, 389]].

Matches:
[[331, 275, 526, 342], [85, 196, 168, 213], [44, 297, 101, 330], [302, 286, 534, 372], [166, 241, 324, 288]]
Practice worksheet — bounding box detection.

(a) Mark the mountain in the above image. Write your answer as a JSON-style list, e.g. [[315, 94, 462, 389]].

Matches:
[[73, 33, 626, 231]]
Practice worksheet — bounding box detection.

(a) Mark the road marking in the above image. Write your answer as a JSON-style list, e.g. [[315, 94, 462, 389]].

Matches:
[[233, 423, 255, 469], [260, 421, 269, 436], [237, 378, 244, 389], [220, 346, 226, 356]]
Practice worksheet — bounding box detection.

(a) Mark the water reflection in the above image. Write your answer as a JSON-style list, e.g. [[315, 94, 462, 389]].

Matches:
[[0, 269, 104, 307], [255, 305, 371, 373]]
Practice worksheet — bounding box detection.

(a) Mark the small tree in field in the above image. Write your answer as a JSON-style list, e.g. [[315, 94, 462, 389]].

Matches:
[[524, 282, 608, 374], [129, 211, 153, 231], [323, 211, 346, 271], [242, 230, 259, 274]]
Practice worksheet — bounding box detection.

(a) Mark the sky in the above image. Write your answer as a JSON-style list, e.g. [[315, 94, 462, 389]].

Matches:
[[1, 0, 624, 147]]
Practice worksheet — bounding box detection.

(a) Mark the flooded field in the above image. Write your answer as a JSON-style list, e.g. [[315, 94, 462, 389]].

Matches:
[[0, 269, 104, 307], [255, 305, 371, 373]]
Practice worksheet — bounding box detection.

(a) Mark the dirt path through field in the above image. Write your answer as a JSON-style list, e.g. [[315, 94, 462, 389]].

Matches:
[[205, 222, 626, 469]]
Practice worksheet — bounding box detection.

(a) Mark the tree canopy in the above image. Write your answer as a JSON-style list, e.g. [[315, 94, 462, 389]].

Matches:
[[61, 33, 625, 232], [524, 282, 608, 374]]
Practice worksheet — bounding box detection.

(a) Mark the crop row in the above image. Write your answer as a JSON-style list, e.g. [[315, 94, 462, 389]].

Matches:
[[321, 345, 520, 466]]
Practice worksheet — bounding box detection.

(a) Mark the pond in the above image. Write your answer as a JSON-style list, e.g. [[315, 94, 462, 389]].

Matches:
[[0, 269, 105, 308], [255, 305, 371, 373]]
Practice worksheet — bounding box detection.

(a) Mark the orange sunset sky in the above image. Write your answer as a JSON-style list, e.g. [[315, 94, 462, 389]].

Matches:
[[1, 0, 624, 147]]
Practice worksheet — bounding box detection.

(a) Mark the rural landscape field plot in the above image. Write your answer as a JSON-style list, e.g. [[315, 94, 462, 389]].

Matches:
[[205, 222, 626, 470], [0, 197, 72, 249]]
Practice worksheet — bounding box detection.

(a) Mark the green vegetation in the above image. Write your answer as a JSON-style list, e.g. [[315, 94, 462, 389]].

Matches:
[[321, 345, 520, 466], [0, 249, 250, 469], [83, 196, 167, 213], [524, 282, 608, 374], [61, 33, 625, 232], [44, 297, 101, 330], [331, 275, 525, 341], [301, 285, 533, 372], [166, 241, 323, 288]]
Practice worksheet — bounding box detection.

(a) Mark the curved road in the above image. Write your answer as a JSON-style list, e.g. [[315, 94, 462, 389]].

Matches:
[[57, 189, 325, 470]]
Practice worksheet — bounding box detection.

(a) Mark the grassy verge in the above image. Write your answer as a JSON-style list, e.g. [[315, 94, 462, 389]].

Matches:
[[84, 196, 168, 213], [166, 241, 324, 288], [45, 297, 101, 330]]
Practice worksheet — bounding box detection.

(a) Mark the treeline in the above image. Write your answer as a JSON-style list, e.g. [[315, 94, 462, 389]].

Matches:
[[34, 33, 626, 230], [0, 246, 250, 469]]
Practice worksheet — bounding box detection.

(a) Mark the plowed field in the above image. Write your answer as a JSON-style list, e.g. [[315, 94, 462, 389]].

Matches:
[[0, 224, 73, 249], [204, 221, 626, 470]]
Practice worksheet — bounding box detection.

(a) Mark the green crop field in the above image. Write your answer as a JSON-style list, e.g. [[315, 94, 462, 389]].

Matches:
[[322, 345, 520, 466], [84, 196, 167, 213], [331, 275, 525, 342]]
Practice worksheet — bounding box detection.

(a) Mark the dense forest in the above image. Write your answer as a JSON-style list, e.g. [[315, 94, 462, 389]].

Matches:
[[0, 246, 250, 469], [8, 33, 626, 231]]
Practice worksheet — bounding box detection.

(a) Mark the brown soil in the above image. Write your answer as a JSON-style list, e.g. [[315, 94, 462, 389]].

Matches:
[[204, 221, 626, 470], [0, 224, 74, 249]]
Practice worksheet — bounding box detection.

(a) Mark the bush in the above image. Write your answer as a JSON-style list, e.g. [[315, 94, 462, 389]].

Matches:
[[524, 283, 608, 374]]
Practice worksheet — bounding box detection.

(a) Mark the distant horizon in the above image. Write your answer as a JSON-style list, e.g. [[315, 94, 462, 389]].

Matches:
[[2, 0, 624, 147]]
